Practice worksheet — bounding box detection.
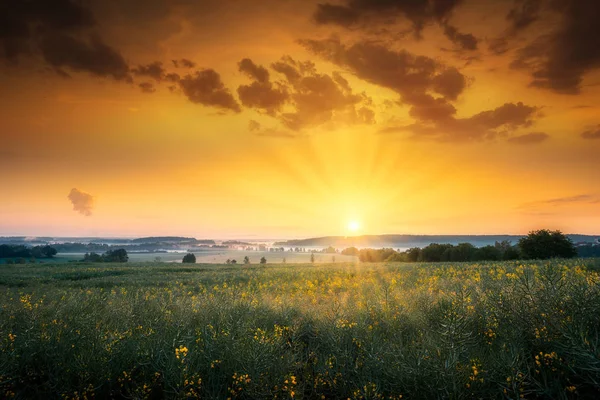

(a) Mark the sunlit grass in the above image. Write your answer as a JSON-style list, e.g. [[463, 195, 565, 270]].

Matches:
[[1, 259, 600, 398]]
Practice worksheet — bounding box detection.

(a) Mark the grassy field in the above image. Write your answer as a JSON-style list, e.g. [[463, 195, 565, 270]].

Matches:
[[0, 250, 357, 265], [1, 260, 600, 399]]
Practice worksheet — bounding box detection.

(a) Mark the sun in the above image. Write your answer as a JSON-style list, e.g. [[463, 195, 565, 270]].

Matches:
[[347, 220, 360, 233]]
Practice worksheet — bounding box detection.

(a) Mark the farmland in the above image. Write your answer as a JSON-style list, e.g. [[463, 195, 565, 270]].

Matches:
[[2, 259, 600, 399]]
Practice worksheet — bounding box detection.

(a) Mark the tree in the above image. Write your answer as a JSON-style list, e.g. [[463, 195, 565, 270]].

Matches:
[[182, 253, 196, 263], [244, 256, 250, 265], [260, 257, 267, 264], [518, 229, 577, 260], [310, 253, 315, 263], [341, 247, 359, 256], [231, 259, 237, 264], [405, 247, 421, 262], [226, 259, 231, 264], [104, 249, 128, 263], [282, 257, 286, 264]]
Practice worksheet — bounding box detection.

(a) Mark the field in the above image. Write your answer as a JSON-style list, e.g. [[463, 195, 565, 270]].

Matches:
[[0, 250, 357, 265], [2, 260, 600, 399]]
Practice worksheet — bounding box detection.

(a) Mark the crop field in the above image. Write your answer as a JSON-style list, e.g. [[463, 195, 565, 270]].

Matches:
[[1, 260, 600, 399]]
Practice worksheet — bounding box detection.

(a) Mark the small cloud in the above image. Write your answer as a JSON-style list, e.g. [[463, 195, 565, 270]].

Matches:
[[581, 125, 600, 140], [507, 132, 549, 145], [139, 82, 156, 94], [248, 120, 261, 131], [68, 188, 94, 216], [518, 194, 598, 213], [172, 59, 196, 68]]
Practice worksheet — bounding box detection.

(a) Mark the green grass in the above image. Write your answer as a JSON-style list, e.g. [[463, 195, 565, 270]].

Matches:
[[1, 260, 600, 399]]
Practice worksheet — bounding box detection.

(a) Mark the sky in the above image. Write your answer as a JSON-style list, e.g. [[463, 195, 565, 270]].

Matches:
[[1, 0, 599, 239]]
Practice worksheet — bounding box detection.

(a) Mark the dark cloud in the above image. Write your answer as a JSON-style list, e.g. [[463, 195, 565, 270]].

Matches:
[[172, 58, 196, 68], [39, 33, 130, 81], [313, 0, 477, 49], [1, 0, 131, 80], [179, 69, 241, 113], [165, 72, 181, 82], [442, 24, 478, 51], [271, 56, 375, 131], [302, 37, 541, 142], [132, 61, 165, 81], [511, 0, 600, 94], [237, 58, 289, 115], [139, 82, 156, 93], [300, 37, 468, 101], [238, 58, 270, 83], [68, 188, 94, 216], [506, 0, 543, 32], [507, 131, 549, 144], [381, 102, 540, 142], [581, 125, 600, 140]]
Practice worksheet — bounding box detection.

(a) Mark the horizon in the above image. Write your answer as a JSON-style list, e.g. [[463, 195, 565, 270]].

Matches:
[[3, 0, 600, 237]]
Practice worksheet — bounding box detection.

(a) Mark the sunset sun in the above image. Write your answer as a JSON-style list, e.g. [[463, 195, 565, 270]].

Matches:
[[347, 220, 361, 233]]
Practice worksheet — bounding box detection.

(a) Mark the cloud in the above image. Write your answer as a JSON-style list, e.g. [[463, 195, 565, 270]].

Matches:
[[581, 125, 600, 140], [381, 101, 540, 142], [301, 37, 468, 101], [239, 58, 270, 83], [68, 188, 94, 216], [312, 0, 477, 50], [518, 194, 598, 211], [179, 69, 241, 113], [1, 0, 131, 80], [442, 24, 478, 51], [237, 58, 289, 115], [507, 132, 549, 144], [39, 33, 131, 81], [511, 0, 600, 94], [302, 37, 540, 142], [506, 0, 543, 32], [271, 56, 375, 131], [172, 58, 196, 68], [139, 82, 156, 93], [132, 61, 166, 81], [248, 120, 261, 131]]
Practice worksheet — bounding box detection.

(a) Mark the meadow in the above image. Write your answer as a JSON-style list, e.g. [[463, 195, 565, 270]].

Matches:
[[1, 259, 600, 399]]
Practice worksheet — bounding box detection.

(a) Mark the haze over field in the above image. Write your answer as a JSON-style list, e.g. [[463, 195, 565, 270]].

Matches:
[[2, 0, 600, 239]]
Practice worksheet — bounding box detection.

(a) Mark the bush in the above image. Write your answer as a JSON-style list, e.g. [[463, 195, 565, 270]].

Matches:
[[260, 257, 267, 264], [182, 253, 196, 264]]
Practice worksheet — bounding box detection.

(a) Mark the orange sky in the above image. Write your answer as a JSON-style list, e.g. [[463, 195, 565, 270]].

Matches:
[[1, 0, 599, 238]]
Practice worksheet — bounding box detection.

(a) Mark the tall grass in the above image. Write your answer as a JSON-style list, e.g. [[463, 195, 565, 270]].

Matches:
[[1, 260, 600, 399]]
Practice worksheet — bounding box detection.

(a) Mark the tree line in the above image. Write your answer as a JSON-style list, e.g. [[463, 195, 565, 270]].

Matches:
[[0, 244, 57, 260], [341, 230, 580, 263], [82, 249, 129, 263]]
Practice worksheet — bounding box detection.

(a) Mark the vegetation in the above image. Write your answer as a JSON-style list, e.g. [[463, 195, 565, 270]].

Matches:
[[345, 230, 578, 263], [182, 253, 197, 264], [518, 229, 578, 260], [260, 257, 267, 264], [0, 244, 57, 260], [1, 259, 600, 398], [83, 249, 129, 263]]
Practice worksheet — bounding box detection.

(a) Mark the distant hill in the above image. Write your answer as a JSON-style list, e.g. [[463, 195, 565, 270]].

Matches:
[[274, 234, 599, 248], [130, 237, 214, 245]]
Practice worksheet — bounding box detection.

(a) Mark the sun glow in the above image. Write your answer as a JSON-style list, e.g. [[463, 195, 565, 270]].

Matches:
[[347, 220, 360, 233]]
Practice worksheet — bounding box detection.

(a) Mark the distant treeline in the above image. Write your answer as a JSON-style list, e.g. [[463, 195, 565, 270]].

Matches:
[[83, 249, 128, 263], [53, 241, 214, 253], [0, 244, 57, 259], [341, 242, 522, 263], [341, 230, 585, 262]]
